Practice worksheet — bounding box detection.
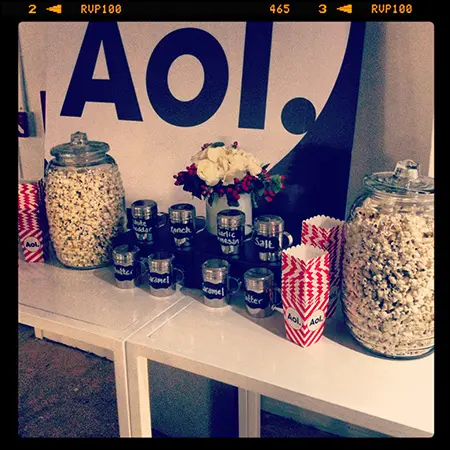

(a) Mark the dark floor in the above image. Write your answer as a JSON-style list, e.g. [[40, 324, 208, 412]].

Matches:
[[18, 324, 339, 438]]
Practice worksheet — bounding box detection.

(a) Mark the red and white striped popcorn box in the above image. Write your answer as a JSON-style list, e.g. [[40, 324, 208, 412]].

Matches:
[[18, 180, 41, 210], [281, 245, 330, 348], [19, 228, 45, 263], [18, 210, 43, 231], [301, 215, 345, 318]]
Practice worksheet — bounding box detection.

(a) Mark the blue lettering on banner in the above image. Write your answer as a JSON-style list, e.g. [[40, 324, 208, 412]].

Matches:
[[238, 22, 273, 130], [147, 28, 229, 127], [60, 22, 143, 121]]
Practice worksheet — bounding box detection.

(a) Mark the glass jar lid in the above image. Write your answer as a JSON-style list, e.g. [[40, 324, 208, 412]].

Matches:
[[50, 131, 110, 162], [363, 159, 434, 197]]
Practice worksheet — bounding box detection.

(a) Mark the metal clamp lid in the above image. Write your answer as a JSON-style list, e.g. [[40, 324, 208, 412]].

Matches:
[[169, 203, 196, 222], [131, 200, 158, 219], [254, 215, 284, 235], [202, 259, 229, 283], [217, 209, 246, 228], [112, 244, 140, 266], [148, 252, 174, 274]]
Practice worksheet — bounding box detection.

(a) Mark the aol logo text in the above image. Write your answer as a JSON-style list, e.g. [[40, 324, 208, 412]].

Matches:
[[24, 236, 41, 252], [285, 307, 302, 330], [61, 22, 316, 134], [307, 309, 326, 332]]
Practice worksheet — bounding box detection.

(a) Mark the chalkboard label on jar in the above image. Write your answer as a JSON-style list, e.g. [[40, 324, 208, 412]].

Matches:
[[115, 265, 136, 282], [202, 281, 226, 300], [245, 290, 270, 309], [254, 235, 280, 252], [217, 227, 241, 246], [170, 222, 194, 239], [148, 271, 172, 289], [132, 217, 154, 235]]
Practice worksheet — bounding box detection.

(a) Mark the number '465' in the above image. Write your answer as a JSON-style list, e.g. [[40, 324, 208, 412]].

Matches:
[[270, 4, 290, 14]]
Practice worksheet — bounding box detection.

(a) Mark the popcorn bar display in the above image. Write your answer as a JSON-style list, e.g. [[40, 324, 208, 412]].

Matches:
[[281, 245, 330, 348], [342, 160, 434, 358], [301, 215, 345, 318], [45, 163, 125, 269]]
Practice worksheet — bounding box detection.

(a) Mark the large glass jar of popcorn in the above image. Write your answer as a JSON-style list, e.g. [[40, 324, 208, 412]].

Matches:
[[342, 160, 434, 359], [45, 131, 126, 269]]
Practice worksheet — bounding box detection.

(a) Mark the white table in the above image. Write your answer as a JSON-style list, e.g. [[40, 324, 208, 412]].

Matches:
[[125, 289, 434, 438], [18, 258, 191, 437]]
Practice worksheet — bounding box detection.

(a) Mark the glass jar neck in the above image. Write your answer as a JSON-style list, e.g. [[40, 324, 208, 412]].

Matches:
[[368, 188, 434, 205], [53, 150, 109, 167]]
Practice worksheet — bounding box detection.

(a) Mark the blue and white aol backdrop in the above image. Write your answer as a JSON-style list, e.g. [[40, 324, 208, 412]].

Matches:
[[45, 22, 365, 239]]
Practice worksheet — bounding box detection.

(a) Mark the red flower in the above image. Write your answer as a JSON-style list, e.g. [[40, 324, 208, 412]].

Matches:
[[266, 196, 273, 202], [280, 175, 286, 180]]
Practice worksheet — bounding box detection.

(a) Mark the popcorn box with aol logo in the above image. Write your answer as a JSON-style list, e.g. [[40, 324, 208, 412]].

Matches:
[[281, 245, 330, 347]]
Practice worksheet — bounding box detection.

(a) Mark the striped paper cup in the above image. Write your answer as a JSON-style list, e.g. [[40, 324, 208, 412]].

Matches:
[[19, 228, 45, 263], [18, 210, 43, 231], [281, 245, 330, 348], [301, 215, 345, 318], [18, 181, 41, 210]]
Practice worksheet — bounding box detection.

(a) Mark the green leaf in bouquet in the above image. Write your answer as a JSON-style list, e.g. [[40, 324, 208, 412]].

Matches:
[[208, 192, 217, 206], [227, 196, 239, 207], [210, 142, 225, 148]]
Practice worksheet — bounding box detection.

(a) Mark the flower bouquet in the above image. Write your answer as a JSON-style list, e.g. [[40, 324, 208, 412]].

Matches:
[[173, 141, 286, 208]]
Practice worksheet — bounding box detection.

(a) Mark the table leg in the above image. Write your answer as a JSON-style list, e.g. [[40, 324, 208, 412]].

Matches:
[[34, 328, 44, 339], [238, 389, 261, 437], [126, 345, 152, 437], [113, 343, 132, 438]]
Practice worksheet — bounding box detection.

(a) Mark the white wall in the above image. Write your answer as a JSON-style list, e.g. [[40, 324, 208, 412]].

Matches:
[[347, 22, 434, 217]]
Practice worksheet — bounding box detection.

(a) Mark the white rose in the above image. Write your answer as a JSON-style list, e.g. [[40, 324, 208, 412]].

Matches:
[[191, 148, 209, 163], [197, 159, 220, 186], [206, 146, 226, 163], [246, 154, 262, 176], [248, 160, 262, 176], [217, 155, 230, 173], [230, 154, 248, 172]]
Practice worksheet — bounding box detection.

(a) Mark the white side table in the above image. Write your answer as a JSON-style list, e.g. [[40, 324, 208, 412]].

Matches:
[[18, 258, 191, 437], [125, 289, 434, 438]]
